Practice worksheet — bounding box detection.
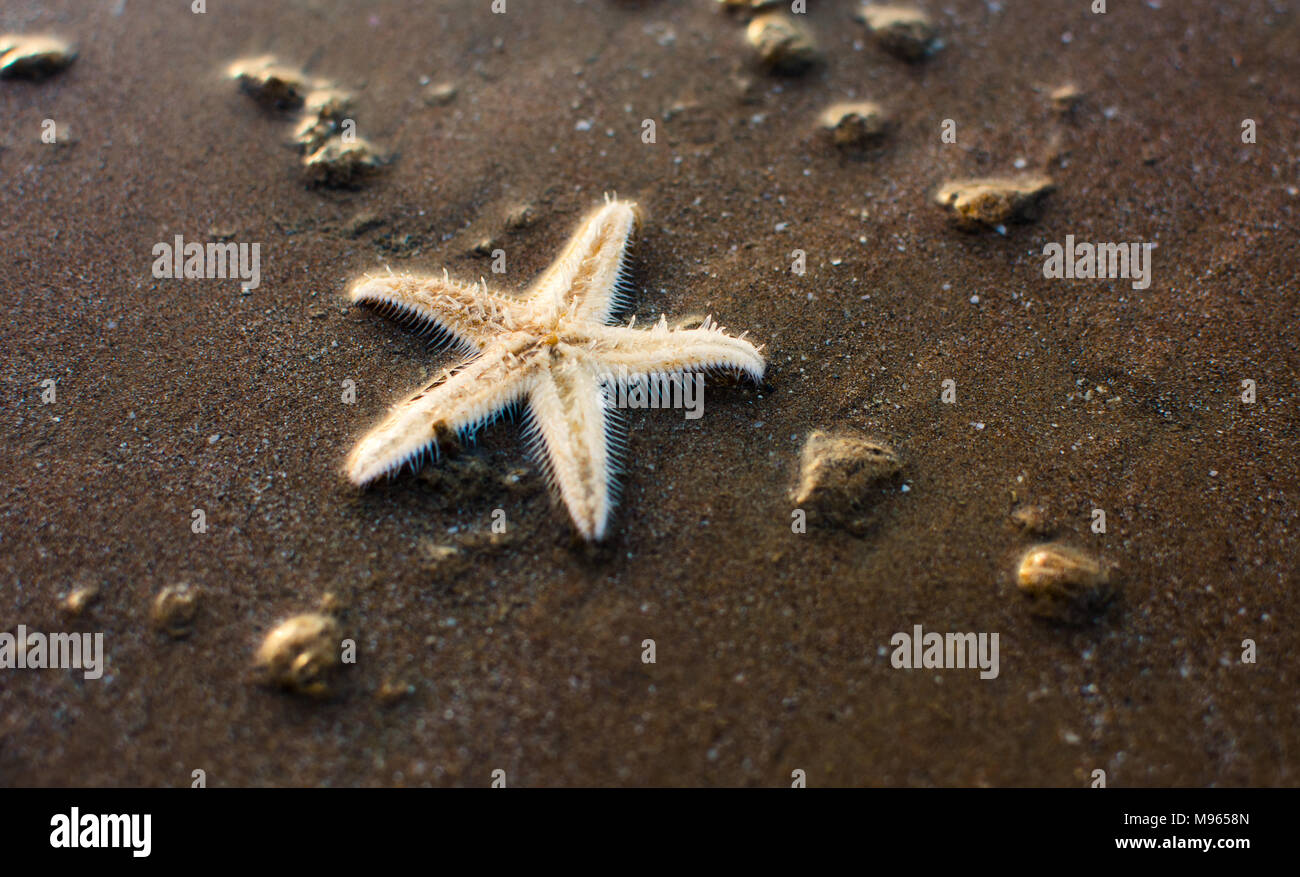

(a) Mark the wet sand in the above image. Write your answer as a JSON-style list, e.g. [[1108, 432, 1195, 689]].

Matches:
[[1, 0, 1297, 786]]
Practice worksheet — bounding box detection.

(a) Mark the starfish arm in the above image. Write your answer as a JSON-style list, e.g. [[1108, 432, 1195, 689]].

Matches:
[[587, 317, 767, 383], [346, 346, 535, 485], [349, 270, 530, 353], [523, 350, 616, 540], [523, 198, 638, 326]]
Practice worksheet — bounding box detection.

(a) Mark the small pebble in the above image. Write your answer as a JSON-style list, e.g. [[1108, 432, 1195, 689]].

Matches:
[[318, 591, 348, 615], [1016, 544, 1117, 624], [818, 101, 889, 150], [422, 81, 458, 106], [856, 4, 940, 61], [731, 72, 763, 105], [746, 13, 821, 75], [504, 203, 536, 230], [292, 87, 355, 152], [303, 87, 354, 120], [348, 211, 384, 237], [1010, 504, 1052, 536], [420, 540, 473, 576], [1050, 83, 1084, 114], [0, 34, 77, 79], [302, 136, 382, 187], [43, 121, 76, 147], [933, 175, 1055, 230], [471, 237, 498, 257], [254, 613, 342, 697], [151, 583, 201, 638], [60, 583, 100, 616], [376, 680, 415, 705], [793, 430, 901, 531], [227, 55, 315, 110]]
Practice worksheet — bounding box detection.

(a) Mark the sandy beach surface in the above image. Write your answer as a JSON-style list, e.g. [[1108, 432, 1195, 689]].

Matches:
[[1, 0, 1297, 786]]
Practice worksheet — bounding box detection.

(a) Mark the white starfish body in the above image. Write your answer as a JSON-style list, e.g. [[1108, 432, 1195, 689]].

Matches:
[[345, 197, 766, 540]]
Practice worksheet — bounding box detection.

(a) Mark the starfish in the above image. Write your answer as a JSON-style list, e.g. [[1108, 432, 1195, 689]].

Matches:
[[345, 196, 766, 540]]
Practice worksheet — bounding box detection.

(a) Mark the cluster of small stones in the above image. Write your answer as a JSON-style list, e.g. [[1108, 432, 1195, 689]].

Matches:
[[723, 6, 949, 162], [0, 34, 76, 79], [793, 436, 1120, 623], [46, 574, 357, 697], [226, 56, 383, 188], [928, 63, 1086, 229], [727, 5, 1065, 225], [821, 3, 945, 153]]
